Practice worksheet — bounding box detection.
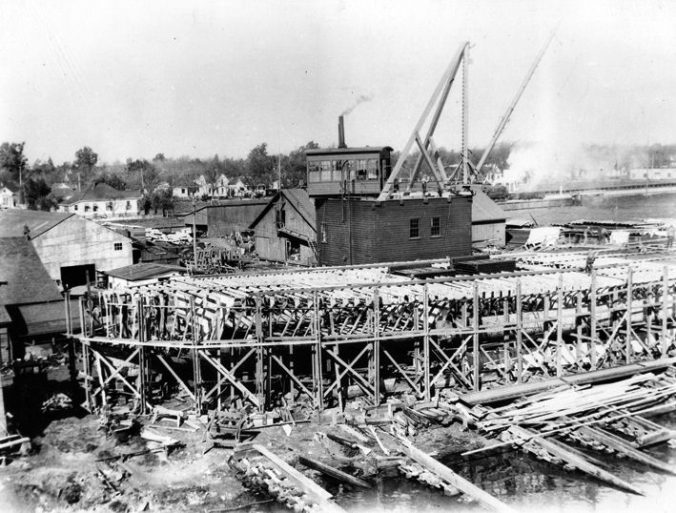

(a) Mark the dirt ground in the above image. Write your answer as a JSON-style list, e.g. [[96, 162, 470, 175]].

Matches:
[[0, 403, 481, 513]]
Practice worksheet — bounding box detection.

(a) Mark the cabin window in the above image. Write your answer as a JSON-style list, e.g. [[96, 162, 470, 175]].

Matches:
[[84, 205, 90, 213], [409, 218, 420, 239], [367, 159, 379, 180], [106, 201, 113, 211], [431, 217, 440, 237], [73, 205, 78, 211], [93, 204, 99, 212], [126, 201, 131, 210], [114, 242, 123, 251]]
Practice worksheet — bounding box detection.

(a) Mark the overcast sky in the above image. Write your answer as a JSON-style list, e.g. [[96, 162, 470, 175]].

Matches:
[[1, 0, 675, 164]]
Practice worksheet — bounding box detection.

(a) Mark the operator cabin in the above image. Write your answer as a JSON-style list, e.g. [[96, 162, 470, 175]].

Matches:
[[306, 117, 472, 266]]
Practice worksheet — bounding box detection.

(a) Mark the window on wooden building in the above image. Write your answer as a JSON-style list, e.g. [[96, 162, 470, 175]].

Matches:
[[321, 223, 327, 243], [431, 217, 440, 237], [114, 242, 123, 251], [409, 218, 420, 239]]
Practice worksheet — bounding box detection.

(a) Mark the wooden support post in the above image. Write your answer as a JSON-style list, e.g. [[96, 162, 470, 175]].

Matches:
[[662, 265, 669, 357], [137, 296, 147, 414], [575, 290, 583, 368], [556, 272, 563, 376], [372, 288, 381, 405], [472, 282, 480, 390], [423, 283, 431, 401], [313, 291, 324, 411], [254, 295, 265, 410], [590, 270, 598, 368], [190, 296, 201, 413], [626, 267, 633, 364], [516, 279, 523, 384]]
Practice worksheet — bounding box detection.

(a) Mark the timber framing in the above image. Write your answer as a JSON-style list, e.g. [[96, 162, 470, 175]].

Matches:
[[70, 249, 676, 415]]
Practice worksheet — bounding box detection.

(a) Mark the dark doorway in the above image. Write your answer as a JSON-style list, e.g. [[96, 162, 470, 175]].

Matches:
[[60, 264, 96, 290]]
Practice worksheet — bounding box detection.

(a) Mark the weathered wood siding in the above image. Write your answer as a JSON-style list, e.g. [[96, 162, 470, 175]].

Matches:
[[253, 200, 317, 265], [31, 216, 133, 280], [316, 196, 472, 266]]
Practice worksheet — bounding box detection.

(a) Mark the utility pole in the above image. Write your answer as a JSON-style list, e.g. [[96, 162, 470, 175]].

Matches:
[[278, 154, 282, 190]]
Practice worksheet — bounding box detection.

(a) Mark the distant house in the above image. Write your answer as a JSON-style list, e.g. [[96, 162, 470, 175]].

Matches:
[[0, 209, 133, 289], [0, 184, 18, 209], [172, 177, 199, 199], [629, 168, 676, 180], [248, 188, 317, 265], [230, 178, 249, 198], [0, 237, 80, 362], [214, 174, 230, 197], [58, 182, 141, 218]]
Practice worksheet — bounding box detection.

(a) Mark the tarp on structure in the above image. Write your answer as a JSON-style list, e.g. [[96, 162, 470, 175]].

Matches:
[[609, 230, 630, 245], [526, 226, 561, 247]]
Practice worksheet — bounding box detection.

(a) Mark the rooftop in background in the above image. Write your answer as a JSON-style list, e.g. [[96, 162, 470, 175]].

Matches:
[[0, 237, 63, 305], [105, 262, 186, 282], [0, 209, 74, 239], [61, 182, 141, 205], [306, 146, 394, 156]]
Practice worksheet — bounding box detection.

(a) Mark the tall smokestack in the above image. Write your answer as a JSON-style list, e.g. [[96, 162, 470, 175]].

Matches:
[[338, 115, 346, 149]]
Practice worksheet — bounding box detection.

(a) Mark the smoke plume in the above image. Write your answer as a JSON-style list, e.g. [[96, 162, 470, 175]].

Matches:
[[341, 93, 374, 116]]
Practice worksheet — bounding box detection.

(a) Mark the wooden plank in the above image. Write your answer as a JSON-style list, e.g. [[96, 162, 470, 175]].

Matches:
[[398, 437, 517, 513], [510, 425, 643, 495], [576, 425, 676, 475], [251, 444, 335, 504], [298, 455, 371, 489]]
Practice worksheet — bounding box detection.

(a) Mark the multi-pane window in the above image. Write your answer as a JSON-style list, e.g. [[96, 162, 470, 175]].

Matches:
[[431, 217, 440, 237], [409, 218, 420, 239], [114, 242, 123, 251]]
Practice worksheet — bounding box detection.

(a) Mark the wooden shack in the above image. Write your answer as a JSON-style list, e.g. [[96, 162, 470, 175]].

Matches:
[[249, 189, 317, 265], [315, 194, 472, 266]]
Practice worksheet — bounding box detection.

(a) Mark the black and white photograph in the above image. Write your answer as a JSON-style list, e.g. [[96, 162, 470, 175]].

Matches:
[[1, 0, 676, 511]]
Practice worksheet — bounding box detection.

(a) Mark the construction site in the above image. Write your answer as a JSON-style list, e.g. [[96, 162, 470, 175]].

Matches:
[[2, 21, 676, 513]]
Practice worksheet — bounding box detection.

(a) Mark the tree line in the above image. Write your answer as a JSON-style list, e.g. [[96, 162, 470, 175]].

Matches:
[[3, 139, 672, 212]]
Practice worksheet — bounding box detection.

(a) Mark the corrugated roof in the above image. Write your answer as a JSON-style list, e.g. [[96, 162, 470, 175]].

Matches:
[[472, 190, 506, 223], [106, 262, 186, 281], [0, 237, 63, 305], [0, 209, 74, 238], [62, 182, 141, 205]]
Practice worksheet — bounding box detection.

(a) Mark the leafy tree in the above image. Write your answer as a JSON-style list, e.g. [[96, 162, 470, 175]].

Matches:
[[126, 159, 158, 191], [23, 177, 55, 211], [98, 171, 127, 190], [284, 141, 319, 187], [0, 142, 27, 182], [30, 158, 56, 181], [150, 188, 174, 216], [246, 143, 275, 186], [153, 153, 166, 162], [74, 146, 98, 177]]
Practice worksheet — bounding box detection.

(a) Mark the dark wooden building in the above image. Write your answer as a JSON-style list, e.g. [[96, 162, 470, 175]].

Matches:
[[182, 199, 269, 236], [315, 194, 472, 266], [249, 189, 317, 265]]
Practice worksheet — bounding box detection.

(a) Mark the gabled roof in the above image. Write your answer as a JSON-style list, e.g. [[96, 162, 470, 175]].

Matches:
[[105, 262, 186, 281], [249, 188, 316, 231], [0, 237, 63, 305], [0, 209, 74, 238], [62, 182, 141, 205]]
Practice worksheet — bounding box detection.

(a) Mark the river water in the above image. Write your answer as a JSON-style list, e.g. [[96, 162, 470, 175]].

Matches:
[[509, 191, 676, 226]]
